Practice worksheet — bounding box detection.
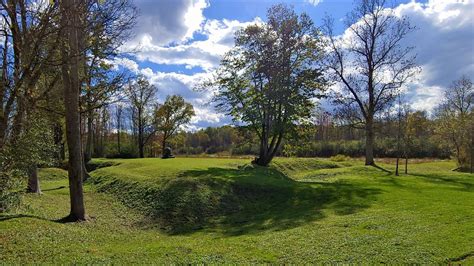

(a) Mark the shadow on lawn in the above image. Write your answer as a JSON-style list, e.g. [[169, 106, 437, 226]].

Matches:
[[414, 172, 474, 192], [131, 166, 382, 236], [0, 211, 86, 224], [0, 213, 56, 222]]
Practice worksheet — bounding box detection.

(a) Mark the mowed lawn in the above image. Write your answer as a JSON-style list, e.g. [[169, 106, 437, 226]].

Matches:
[[1, 157, 473, 263]]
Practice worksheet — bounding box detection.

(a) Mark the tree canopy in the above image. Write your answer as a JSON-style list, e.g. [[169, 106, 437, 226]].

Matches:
[[211, 4, 326, 166]]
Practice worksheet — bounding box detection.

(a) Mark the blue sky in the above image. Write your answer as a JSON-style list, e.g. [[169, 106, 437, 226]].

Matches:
[[116, 0, 473, 130]]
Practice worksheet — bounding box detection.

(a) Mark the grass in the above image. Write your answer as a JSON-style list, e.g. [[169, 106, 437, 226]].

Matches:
[[1, 157, 473, 263]]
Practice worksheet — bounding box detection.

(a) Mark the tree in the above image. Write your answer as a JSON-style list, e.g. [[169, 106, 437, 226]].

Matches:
[[435, 76, 473, 171], [401, 104, 412, 174], [60, 0, 86, 221], [81, 0, 135, 162], [394, 96, 410, 176], [0, 0, 60, 149], [323, 0, 419, 165], [126, 75, 156, 158], [115, 104, 124, 154], [210, 4, 326, 166], [154, 95, 195, 156]]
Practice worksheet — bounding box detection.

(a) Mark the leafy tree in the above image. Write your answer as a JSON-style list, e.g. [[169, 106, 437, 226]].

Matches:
[[323, 0, 419, 165], [154, 95, 195, 156], [210, 4, 326, 166]]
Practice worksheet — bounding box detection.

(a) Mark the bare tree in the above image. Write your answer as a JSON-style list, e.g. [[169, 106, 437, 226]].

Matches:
[[323, 0, 419, 165], [115, 104, 124, 154], [126, 75, 157, 158], [81, 0, 136, 162]]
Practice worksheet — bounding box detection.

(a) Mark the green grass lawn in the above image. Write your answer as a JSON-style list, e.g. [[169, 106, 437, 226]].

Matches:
[[1, 157, 473, 263]]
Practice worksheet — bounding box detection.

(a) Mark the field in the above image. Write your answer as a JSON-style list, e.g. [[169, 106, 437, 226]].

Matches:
[[1, 157, 473, 263]]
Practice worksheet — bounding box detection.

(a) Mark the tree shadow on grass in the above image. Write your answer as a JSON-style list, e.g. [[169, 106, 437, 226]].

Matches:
[[42, 186, 66, 192], [129, 166, 382, 236], [0, 213, 84, 224], [0, 213, 54, 222], [371, 164, 392, 173], [413, 172, 474, 192]]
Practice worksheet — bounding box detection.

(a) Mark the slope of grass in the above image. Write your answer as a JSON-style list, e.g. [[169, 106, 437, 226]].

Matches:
[[1, 158, 473, 263]]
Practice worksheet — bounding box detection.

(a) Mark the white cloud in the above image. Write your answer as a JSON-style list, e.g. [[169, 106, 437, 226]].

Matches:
[[112, 57, 139, 73], [396, 0, 474, 87], [125, 18, 262, 71], [131, 0, 209, 46], [306, 0, 323, 6], [395, 0, 474, 111]]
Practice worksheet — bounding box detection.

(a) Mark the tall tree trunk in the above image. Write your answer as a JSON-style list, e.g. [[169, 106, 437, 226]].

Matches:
[[138, 134, 144, 158], [138, 109, 144, 158], [395, 158, 399, 176], [117, 109, 121, 154], [0, 116, 7, 149], [471, 136, 473, 174], [471, 123, 473, 174], [27, 164, 41, 194], [117, 130, 121, 154], [395, 105, 401, 176], [365, 118, 375, 165], [61, 0, 86, 221], [161, 135, 166, 157], [53, 122, 65, 162], [405, 156, 408, 174], [84, 109, 93, 162]]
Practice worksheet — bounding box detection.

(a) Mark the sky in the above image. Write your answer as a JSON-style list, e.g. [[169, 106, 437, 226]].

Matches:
[[116, 0, 474, 130]]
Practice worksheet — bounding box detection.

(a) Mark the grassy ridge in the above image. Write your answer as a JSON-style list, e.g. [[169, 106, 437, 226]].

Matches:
[[90, 158, 349, 233], [1, 158, 473, 263]]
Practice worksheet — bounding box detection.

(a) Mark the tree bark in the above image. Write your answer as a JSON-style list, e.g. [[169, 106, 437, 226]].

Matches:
[[161, 135, 166, 157], [254, 130, 284, 167], [365, 119, 375, 165], [395, 157, 399, 176], [138, 109, 144, 158], [405, 156, 408, 174], [84, 109, 93, 162], [61, 0, 86, 221], [117, 108, 121, 154], [26, 165, 41, 194]]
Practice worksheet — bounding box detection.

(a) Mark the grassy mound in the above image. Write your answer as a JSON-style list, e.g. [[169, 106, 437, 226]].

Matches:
[[2, 158, 474, 263], [90, 158, 370, 233]]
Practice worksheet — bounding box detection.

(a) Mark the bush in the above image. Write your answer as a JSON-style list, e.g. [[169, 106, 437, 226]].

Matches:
[[0, 168, 23, 212]]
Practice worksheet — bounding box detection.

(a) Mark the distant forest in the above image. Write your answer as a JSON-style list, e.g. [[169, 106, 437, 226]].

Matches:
[[73, 106, 450, 160]]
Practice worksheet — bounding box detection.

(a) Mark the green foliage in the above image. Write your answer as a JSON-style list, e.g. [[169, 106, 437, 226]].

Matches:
[[0, 115, 57, 211], [209, 4, 326, 165], [154, 95, 195, 153], [434, 76, 473, 170]]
